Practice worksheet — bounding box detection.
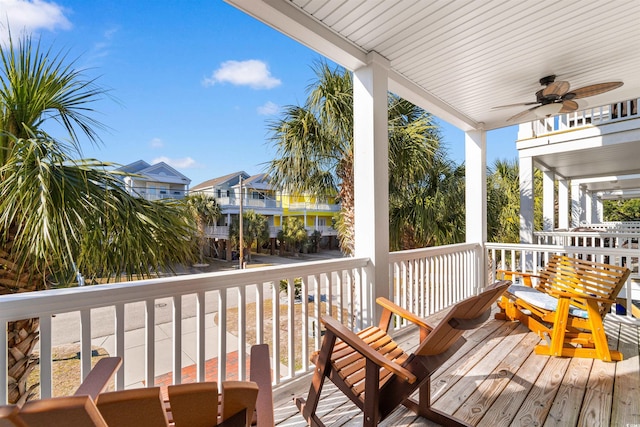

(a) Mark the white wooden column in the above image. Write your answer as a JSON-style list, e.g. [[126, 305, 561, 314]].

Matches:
[[571, 182, 583, 227], [543, 170, 555, 231], [465, 130, 486, 244], [595, 196, 603, 223], [558, 179, 569, 229], [519, 156, 534, 244], [353, 51, 389, 325], [585, 190, 593, 225]]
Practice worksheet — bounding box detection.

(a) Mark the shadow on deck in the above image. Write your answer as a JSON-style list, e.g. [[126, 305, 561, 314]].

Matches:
[[270, 307, 640, 426]]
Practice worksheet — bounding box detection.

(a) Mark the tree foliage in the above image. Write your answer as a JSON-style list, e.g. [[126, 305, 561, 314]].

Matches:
[[603, 199, 640, 221], [183, 193, 221, 264], [268, 61, 459, 253], [277, 217, 308, 256], [229, 210, 269, 261]]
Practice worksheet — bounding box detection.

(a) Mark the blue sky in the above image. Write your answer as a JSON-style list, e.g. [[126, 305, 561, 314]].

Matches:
[[1, 0, 518, 187]]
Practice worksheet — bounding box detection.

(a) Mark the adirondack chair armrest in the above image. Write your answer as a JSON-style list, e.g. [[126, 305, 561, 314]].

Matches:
[[74, 357, 122, 401], [321, 316, 417, 384], [497, 269, 541, 287], [375, 297, 433, 332]]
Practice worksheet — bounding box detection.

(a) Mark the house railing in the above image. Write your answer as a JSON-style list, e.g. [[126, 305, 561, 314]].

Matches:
[[287, 202, 340, 212], [387, 243, 483, 331], [2, 242, 636, 405], [0, 257, 371, 404], [0, 243, 486, 405], [519, 98, 640, 139]]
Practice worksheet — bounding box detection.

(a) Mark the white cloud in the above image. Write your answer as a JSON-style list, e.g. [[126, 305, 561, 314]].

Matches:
[[203, 59, 281, 89], [257, 101, 279, 116], [152, 156, 198, 169], [0, 0, 72, 44], [149, 137, 164, 148]]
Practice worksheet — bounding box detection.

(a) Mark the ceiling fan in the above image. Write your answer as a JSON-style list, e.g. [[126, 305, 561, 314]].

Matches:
[[496, 75, 623, 122]]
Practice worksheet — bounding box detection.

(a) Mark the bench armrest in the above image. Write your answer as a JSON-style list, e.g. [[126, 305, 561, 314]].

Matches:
[[321, 316, 417, 384], [497, 269, 541, 287]]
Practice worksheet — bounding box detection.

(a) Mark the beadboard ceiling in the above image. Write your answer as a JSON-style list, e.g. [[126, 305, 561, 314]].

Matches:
[[226, 0, 640, 196]]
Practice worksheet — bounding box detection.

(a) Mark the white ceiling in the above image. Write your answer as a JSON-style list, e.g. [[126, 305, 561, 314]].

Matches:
[[226, 0, 640, 195]]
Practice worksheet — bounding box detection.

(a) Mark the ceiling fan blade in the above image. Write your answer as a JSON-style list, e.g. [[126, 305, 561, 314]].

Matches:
[[542, 80, 570, 97], [569, 81, 623, 99], [559, 100, 579, 113], [507, 106, 538, 122], [492, 102, 540, 109]]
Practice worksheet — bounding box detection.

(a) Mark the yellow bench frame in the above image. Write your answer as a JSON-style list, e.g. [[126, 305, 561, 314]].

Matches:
[[496, 254, 630, 362]]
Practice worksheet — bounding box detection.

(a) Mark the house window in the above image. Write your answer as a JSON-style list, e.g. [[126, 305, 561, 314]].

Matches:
[[217, 189, 222, 198]]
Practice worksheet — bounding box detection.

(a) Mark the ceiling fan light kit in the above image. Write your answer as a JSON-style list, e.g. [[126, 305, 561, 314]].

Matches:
[[534, 103, 563, 118]]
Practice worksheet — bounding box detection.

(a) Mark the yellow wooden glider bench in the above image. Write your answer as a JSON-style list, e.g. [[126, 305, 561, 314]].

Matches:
[[496, 254, 631, 361]]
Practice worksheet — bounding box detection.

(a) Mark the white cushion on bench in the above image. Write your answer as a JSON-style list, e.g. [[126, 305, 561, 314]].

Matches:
[[508, 284, 589, 319]]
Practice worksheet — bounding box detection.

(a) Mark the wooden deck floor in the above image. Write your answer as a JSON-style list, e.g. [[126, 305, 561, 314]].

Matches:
[[270, 307, 640, 427]]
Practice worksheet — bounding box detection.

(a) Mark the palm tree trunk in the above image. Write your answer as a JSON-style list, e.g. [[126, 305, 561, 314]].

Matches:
[[7, 318, 39, 405], [1, 230, 45, 404]]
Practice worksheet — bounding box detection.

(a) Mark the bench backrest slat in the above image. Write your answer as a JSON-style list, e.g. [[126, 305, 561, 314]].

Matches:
[[536, 255, 630, 316]]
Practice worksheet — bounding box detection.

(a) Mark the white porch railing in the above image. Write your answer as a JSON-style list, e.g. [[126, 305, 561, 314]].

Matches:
[[5, 241, 636, 405], [387, 243, 484, 330], [0, 258, 370, 404], [519, 98, 640, 139]]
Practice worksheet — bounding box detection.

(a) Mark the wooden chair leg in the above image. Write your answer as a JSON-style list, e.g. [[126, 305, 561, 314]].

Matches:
[[362, 358, 380, 427], [295, 331, 337, 427], [401, 379, 471, 427]]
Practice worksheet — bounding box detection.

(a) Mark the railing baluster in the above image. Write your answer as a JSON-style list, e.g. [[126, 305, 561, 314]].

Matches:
[[115, 304, 125, 390], [80, 309, 92, 381], [39, 316, 53, 399], [301, 275, 309, 372], [287, 277, 295, 378], [217, 290, 226, 384], [172, 295, 182, 385], [256, 283, 264, 345], [237, 285, 246, 380], [271, 281, 280, 385], [145, 299, 155, 388]]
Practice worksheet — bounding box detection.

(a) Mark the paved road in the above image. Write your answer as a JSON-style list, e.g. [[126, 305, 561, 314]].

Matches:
[[50, 251, 343, 346]]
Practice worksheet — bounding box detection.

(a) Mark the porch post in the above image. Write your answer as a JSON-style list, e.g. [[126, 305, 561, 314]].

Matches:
[[519, 155, 534, 244], [465, 130, 487, 244], [571, 182, 583, 227], [595, 196, 603, 223], [585, 190, 593, 225], [353, 51, 390, 325], [465, 129, 486, 290], [558, 179, 569, 229], [542, 170, 555, 231]]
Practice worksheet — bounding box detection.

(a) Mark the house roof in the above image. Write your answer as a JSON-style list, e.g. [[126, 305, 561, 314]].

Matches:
[[191, 171, 249, 191], [225, 0, 640, 197], [116, 161, 191, 185]]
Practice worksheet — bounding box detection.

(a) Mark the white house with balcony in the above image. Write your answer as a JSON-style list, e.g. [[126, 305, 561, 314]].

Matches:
[[116, 160, 191, 201]]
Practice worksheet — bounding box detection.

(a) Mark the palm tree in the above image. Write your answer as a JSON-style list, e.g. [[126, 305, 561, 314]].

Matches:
[[0, 34, 195, 404], [184, 193, 221, 265], [268, 61, 448, 254], [229, 210, 269, 262], [277, 217, 308, 256], [242, 211, 269, 261]]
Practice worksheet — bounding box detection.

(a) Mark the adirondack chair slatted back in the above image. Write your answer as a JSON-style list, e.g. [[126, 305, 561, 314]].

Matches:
[[536, 254, 630, 317], [415, 283, 502, 356]]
